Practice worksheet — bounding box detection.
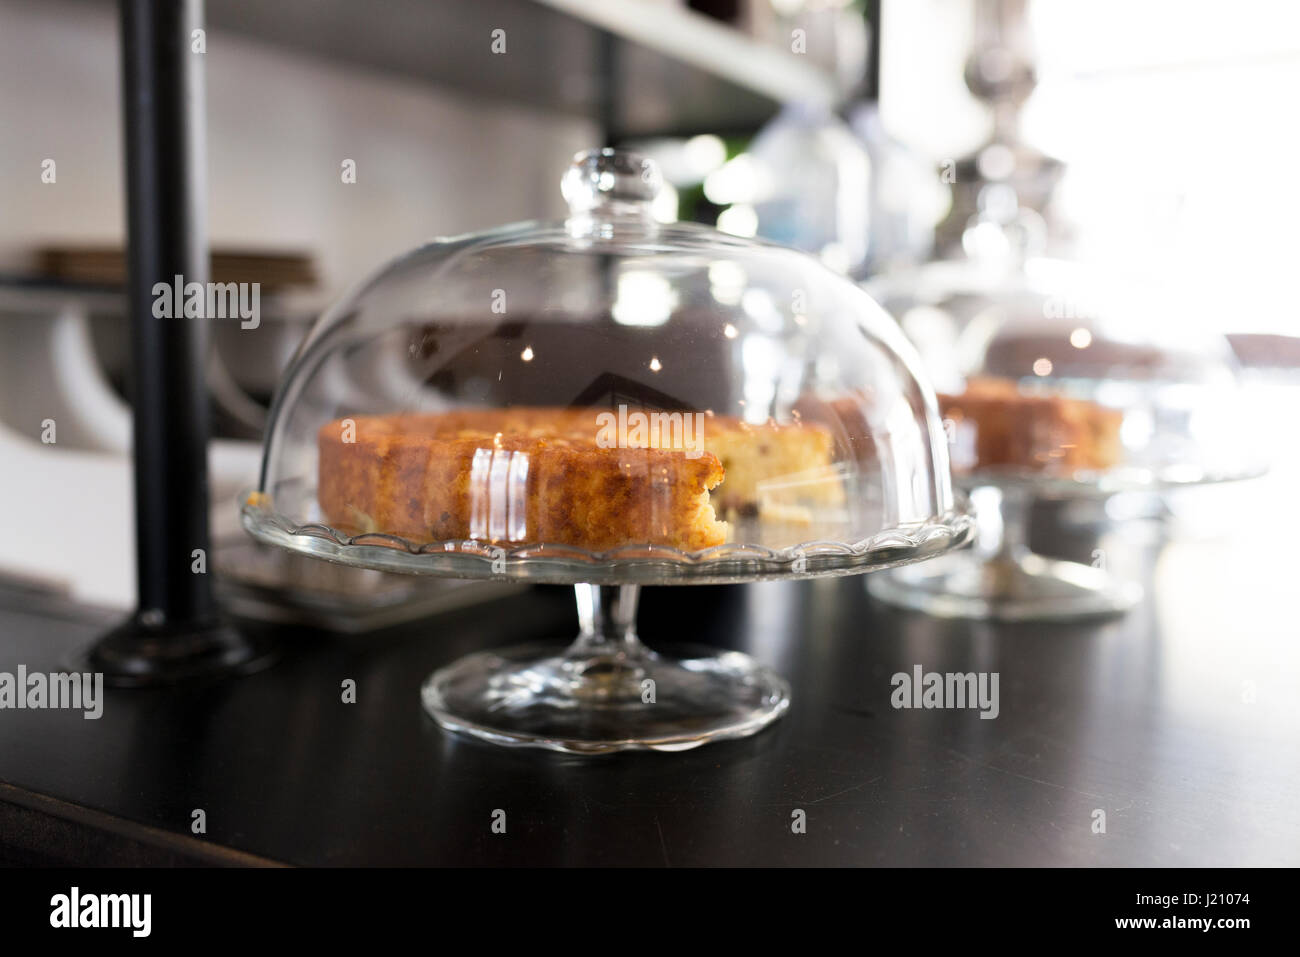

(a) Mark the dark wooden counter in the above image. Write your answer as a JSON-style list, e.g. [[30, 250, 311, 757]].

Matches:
[[2, 508, 1296, 869]]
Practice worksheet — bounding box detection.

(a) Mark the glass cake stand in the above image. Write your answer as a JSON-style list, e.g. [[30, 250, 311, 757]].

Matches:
[[243, 493, 973, 752], [243, 147, 974, 752], [867, 463, 1257, 621], [865, 243, 1264, 621]]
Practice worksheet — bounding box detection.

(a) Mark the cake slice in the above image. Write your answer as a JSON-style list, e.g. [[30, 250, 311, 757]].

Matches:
[[703, 418, 841, 518], [938, 377, 1123, 473]]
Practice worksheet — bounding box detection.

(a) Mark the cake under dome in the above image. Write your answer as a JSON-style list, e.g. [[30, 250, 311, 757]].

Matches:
[[865, 254, 1262, 620], [242, 149, 973, 752], [247, 149, 969, 584]]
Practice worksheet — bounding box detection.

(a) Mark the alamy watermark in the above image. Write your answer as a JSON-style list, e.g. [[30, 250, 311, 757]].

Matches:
[[891, 665, 999, 719], [152, 274, 260, 329], [0, 667, 104, 719], [50, 887, 150, 937], [594, 404, 705, 458]]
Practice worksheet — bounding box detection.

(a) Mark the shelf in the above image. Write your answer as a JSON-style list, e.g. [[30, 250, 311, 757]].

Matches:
[[200, 0, 838, 137], [535, 0, 836, 108]]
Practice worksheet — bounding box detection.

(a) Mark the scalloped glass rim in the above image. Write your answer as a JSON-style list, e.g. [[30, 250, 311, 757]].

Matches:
[[240, 492, 976, 586], [955, 460, 1268, 498]]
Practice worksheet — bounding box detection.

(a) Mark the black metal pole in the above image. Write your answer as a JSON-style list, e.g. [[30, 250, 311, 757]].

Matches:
[[865, 0, 882, 103], [123, 0, 208, 621], [85, 0, 265, 684]]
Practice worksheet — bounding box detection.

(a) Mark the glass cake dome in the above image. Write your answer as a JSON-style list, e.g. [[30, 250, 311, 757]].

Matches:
[[242, 149, 973, 753], [865, 254, 1263, 620]]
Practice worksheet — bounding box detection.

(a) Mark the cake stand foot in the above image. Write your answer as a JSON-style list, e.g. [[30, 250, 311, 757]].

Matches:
[[868, 549, 1142, 621], [867, 484, 1141, 621], [421, 584, 790, 754]]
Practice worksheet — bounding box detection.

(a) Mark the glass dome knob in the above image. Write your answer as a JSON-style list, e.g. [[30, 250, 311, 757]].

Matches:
[[561, 148, 663, 217]]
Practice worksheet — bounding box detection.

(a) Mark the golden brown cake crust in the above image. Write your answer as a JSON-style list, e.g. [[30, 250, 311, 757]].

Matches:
[[318, 407, 838, 551], [318, 411, 728, 551], [318, 408, 837, 548]]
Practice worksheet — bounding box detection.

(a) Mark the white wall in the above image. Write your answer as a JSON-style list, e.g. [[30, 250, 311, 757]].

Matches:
[[0, 0, 598, 607], [878, 0, 1300, 337], [0, 0, 597, 298]]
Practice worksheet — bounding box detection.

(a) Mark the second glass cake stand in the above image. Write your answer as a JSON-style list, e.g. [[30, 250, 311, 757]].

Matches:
[[242, 149, 973, 753], [867, 467, 1252, 621], [865, 260, 1263, 621]]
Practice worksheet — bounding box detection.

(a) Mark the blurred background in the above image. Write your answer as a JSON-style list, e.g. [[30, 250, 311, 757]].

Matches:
[[1, 0, 1297, 617]]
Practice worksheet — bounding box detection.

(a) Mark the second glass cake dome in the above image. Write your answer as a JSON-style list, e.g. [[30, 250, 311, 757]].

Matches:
[[865, 251, 1263, 620], [244, 149, 971, 583]]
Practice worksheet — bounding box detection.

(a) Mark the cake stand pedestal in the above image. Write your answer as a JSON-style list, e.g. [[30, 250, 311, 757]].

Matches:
[[868, 484, 1141, 621], [242, 492, 974, 754], [422, 584, 789, 753]]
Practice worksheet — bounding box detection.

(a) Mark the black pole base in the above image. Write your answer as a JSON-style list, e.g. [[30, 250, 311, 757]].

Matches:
[[77, 614, 274, 688]]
